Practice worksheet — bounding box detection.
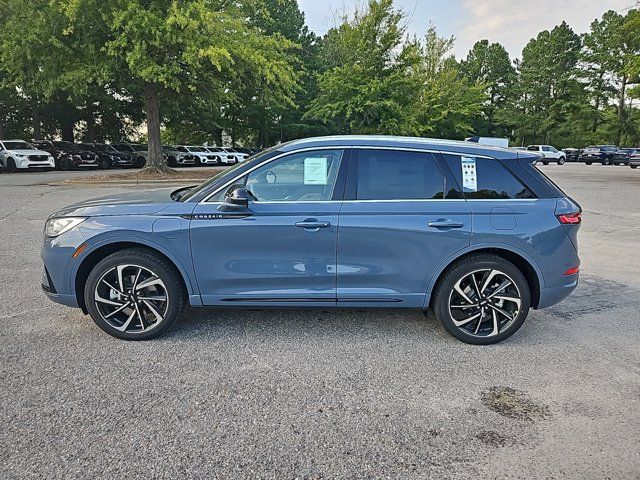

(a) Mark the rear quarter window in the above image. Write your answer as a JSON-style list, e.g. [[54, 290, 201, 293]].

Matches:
[[442, 155, 535, 200]]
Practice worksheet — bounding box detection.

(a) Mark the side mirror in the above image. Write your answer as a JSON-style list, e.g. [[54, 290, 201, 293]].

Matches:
[[224, 185, 252, 209]]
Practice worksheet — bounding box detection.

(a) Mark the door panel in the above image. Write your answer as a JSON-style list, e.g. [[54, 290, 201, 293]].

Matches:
[[337, 201, 471, 306], [189, 148, 347, 306], [337, 149, 472, 307], [190, 202, 340, 306]]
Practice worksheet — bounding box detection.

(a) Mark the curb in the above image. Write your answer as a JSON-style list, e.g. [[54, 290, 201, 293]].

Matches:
[[54, 178, 204, 186]]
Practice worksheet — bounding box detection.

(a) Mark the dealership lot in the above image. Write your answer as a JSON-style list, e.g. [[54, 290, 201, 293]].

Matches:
[[1, 164, 639, 479]]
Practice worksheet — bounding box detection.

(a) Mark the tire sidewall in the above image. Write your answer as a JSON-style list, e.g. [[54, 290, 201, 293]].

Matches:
[[433, 256, 531, 345], [84, 250, 184, 340]]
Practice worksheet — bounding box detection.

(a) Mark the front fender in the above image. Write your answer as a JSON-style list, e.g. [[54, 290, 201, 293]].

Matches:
[[70, 218, 201, 305]]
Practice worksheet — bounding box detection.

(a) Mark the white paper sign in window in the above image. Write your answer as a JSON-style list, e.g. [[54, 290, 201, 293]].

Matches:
[[461, 156, 477, 192], [304, 157, 328, 185]]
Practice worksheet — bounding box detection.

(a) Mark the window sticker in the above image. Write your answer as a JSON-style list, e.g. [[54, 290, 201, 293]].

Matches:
[[461, 156, 477, 192], [304, 157, 328, 185]]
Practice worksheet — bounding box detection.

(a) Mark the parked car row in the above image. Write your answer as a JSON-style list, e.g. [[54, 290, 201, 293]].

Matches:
[[509, 143, 640, 168], [0, 139, 261, 172]]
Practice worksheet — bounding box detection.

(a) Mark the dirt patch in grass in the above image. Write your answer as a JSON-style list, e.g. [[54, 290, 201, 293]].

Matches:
[[480, 386, 550, 421], [65, 167, 225, 184]]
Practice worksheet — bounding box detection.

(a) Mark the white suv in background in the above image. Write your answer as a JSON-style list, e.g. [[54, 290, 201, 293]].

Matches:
[[206, 147, 248, 164], [526, 145, 566, 165], [0, 139, 55, 171]]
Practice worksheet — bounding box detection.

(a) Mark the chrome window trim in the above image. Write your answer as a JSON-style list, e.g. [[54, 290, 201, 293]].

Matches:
[[200, 145, 500, 204]]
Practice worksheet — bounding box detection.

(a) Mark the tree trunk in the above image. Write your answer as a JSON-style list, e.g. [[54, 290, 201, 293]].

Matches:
[[85, 104, 96, 142], [32, 101, 41, 140], [61, 119, 74, 142], [143, 82, 172, 173], [615, 76, 627, 146]]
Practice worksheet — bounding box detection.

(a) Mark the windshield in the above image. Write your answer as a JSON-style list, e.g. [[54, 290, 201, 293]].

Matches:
[[131, 144, 147, 151], [112, 144, 134, 152], [3, 141, 34, 150], [52, 141, 76, 150], [180, 145, 280, 202]]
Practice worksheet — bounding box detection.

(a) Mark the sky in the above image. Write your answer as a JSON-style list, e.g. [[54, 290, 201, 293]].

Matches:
[[297, 0, 635, 59]]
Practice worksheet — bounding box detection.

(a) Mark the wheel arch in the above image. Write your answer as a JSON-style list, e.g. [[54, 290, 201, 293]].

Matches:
[[426, 246, 542, 310], [74, 240, 194, 314]]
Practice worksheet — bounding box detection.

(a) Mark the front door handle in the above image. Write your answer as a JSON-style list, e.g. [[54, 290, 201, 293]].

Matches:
[[295, 219, 331, 230], [428, 220, 464, 229]]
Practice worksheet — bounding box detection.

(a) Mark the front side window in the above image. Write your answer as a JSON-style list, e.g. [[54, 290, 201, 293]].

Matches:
[[244, 149, 344, 202], [355, 149, 444, 200], [443, 155, 535, 200]]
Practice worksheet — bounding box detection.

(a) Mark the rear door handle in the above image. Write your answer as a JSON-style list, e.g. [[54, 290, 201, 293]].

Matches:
[[428, 220, 464, 229], [295, 219, 331, 230]]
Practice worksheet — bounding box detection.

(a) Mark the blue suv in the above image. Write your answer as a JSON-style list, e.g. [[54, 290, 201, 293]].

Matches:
[[42, 136, 581, 344]]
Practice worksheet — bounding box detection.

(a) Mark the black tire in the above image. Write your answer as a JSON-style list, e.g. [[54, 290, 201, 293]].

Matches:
[[98, 157, 112, 169], [134, 156, 146, 168], [167, 156, 177, 168], [7, 158, 17, 172], [429, 254, 531, 345], [558, 157, 565, 165], [84, 248, 186, 340], [542, 161, 549, 165], [59, 155, 73, 170], [631, 165, 637, 169], [585, 162, 592, 165]]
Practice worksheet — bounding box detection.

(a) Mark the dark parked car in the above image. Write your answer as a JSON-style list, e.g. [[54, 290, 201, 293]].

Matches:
[[79, 143, 134, 169], [32, 140, 100, 170], [42, 135, 581, 345], [579, 145, 622, 165], [626, 149, 640, 169], [562, 148, 581, 162]]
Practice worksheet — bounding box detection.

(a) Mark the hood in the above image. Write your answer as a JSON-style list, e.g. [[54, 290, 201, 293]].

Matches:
[[9, 149, 51, 156], [54, 187, 178, 218]]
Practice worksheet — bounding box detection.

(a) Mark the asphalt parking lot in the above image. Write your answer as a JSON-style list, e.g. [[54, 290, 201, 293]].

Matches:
[[1, 164, 639, 479]]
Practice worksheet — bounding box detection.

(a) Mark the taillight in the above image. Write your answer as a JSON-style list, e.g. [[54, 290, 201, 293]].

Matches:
[[564, 266, 580, 276], [557, 212, 581, 224]]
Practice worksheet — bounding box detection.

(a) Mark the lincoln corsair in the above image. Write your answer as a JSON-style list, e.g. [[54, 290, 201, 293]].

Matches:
[[42, 136, 581, 344]]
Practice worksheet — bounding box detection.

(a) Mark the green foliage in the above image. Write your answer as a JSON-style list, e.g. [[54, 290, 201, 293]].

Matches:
[[0, 1, 638, 149]]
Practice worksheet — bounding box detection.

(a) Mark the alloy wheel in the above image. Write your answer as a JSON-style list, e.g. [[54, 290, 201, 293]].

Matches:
[[94, 264, 169, 334], [448, 268, 522, 338]]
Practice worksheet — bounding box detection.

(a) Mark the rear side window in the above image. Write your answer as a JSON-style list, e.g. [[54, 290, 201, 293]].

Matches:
[[443, 155, 535, 200], [355, 149, 444, 200]]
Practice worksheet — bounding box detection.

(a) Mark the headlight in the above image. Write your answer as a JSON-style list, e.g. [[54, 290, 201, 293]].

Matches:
[[45, 217, 86, 237], [16, 153, 26, 157]]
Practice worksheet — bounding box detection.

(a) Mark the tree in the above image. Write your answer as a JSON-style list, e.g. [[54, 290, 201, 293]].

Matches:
[[460, 40, 516, 136], [306, 0, 422, 134], [509, 22, 582, 146], [59, 0, 299, 172], [411, 28, 486, 139]]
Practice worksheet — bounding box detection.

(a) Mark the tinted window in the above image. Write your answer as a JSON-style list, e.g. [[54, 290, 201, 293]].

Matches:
[[355, 150, 444, 200], [443, 155, 535, 200], [244, 149, 344, 202], [527, 145, 539, 151]]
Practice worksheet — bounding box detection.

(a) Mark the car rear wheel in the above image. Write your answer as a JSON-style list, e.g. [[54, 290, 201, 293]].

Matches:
[[167, 156, 177, 168], [134, 156, 146, 168], [430, 254, 531, 345], [98, 157, 112, 169], [85, 248, 186, 340], [631, 165, 638, 169], [558, 157, 565, 165], [542, 161, 549, 165]]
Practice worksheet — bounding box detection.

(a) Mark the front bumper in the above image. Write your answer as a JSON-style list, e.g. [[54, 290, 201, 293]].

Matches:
[[15, 156, 55, 169]]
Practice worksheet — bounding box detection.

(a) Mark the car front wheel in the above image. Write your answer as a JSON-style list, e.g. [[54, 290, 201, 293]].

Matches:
[[84, 248, 186, 340], [430, 254, 531, 345]]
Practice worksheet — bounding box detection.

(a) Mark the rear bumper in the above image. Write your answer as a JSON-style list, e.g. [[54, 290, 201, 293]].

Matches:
[[537, 274, 579, 308]]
